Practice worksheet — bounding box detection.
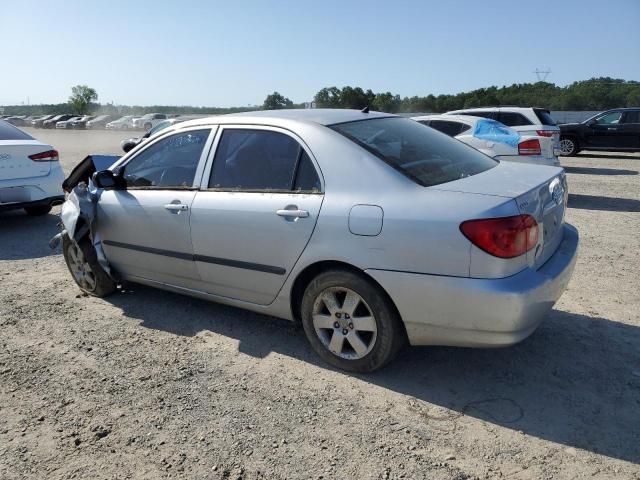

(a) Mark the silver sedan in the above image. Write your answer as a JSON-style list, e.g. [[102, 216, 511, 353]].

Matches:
[[60, 109, 579, 372]]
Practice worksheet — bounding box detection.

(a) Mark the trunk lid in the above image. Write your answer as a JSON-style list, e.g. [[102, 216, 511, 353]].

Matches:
[[433, 161, 567, 268], [0, 140, 53, 180]]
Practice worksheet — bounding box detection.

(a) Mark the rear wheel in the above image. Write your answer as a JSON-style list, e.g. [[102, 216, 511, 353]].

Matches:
[[559, 136, 579, 156], [24, 205, 52, 216], [300, 270, 405, 372], [62, 234, 116, 297]]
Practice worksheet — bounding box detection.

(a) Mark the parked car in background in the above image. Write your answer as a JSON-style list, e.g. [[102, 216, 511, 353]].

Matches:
[[558, 108, 640, 156], [59, 109, 577, 372], [414, 115, 559, 166], [106, 115, 136, 130], [70, 115, 96, 129], [0, 120, 64, 215], [4, 116, 28, 127], [56, 116, 83, 129], [132, 113, 168, 131], [43, 114, 75, 129], [120, 118, 194, 152], [86, 115, 116, 129], [445, 107, 561, 156], [31, 115, 56, 128]]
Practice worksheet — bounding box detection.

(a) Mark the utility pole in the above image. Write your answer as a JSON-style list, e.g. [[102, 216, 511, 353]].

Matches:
[[533, 68, 551, 82]]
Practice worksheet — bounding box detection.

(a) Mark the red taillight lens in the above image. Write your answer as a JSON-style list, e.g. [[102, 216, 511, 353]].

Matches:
[[460, 214, 539, 259], [518, 139, 541, 156], [28, 149, 59, 162], [536, 130, 555, 137]]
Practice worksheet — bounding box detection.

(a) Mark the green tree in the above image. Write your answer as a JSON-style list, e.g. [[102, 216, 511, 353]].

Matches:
[[263, 91, 293, 110], [68, 85, 98, 115], [372, 92, 401, 113]]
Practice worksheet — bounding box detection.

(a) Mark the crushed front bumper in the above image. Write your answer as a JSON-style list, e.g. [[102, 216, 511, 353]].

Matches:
[[366, 223, 579, 347]]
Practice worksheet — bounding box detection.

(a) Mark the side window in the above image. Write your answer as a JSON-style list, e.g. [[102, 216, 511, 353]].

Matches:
[[595, 111, 622, 125], [458, 123, 471, 134], [294, 151, 321, 192], [462, 111, 494, 119], [429, 120, 463, 137], [209, 129, 320, 192], [497, 112, 532, 126], [622, 111, 640, 124], [123, 129, 210, 188]]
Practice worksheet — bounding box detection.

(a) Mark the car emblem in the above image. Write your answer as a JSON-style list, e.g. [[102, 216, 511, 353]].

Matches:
[[549, 178, 564, 205]]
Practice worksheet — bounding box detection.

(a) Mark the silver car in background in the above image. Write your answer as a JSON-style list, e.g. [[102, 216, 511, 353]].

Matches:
[[61, 109, 578, 372]]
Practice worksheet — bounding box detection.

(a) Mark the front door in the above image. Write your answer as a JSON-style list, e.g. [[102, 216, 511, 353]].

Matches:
[[96, 128, 213, 286], [584, 110, 623, 148], [190, 126, 324, 305], [619, 110, 640, 149]]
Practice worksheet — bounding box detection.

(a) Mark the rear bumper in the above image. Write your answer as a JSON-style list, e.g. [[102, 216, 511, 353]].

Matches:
[[0, 162, 65, 211], [496, 154, 560, 167], [366, 223, 579, 347], [0, 194, 64, 212]]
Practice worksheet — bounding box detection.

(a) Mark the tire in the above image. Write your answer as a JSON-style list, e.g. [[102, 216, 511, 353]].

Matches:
[[24, 205, 52, 216], [300, 269, 405, 373], [62, 233, 117, 297], [559, 136, 579, 156]]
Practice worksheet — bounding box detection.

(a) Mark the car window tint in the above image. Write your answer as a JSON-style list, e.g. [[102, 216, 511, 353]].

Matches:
[[497, 112, 532, 126], [622, 111, 640, 124], [331, 117, 497, 188], [294, 151, 321, 192], [123, 129, 209, 188], [0, 120, 34, 140], [595, 111, 622, 125], [209, 129, 302, 190], [459, 110, 494, 119], [534, 109, 557, 126], [428, 120, 464, 137], [458, 123, 471, 134]]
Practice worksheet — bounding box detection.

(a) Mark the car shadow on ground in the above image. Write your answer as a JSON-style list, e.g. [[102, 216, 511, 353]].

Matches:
[[563, 166, 638, 176], [107, 284, 640, 464], [576, 152, 640, 160], [568, 193, 640, 213], [0, 210, 60, 260]]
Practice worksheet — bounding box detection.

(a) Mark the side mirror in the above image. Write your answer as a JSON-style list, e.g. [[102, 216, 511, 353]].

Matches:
[[92, 170, 124, 190]]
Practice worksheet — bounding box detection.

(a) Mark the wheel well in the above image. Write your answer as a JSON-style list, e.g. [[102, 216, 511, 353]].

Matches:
[[289, 261, 405, 333]]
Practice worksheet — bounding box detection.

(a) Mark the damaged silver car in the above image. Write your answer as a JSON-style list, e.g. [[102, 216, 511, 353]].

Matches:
[[55, 109, 578, 372]]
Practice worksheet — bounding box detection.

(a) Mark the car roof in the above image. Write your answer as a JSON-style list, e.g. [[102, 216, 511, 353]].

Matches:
[[447, 106, 545, 113], [179, 109, 395, 129], [412, 114, 482, 125]]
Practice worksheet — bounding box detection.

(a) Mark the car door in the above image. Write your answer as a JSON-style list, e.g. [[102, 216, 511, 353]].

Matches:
[[96, 127, 214, 286], [190, 126, 324, 305], [584, 110, 623, 148], [619, 110, 640, 148]]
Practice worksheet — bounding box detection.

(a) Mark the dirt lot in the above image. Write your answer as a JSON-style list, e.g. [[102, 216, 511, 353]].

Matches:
[[1, 128, 639, 480]]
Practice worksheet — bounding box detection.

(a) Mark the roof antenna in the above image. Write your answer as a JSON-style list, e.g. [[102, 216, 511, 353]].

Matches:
[[361, 105, 370, 114]]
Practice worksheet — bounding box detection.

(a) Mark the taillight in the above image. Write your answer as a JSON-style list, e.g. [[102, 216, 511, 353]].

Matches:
[[536, 130, 555, 137], [518, 139, 541, 156], [460, 214, 539, 259], [29, 149, 59, 162]]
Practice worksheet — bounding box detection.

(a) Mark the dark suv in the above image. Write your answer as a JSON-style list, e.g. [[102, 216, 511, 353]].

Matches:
[[559, 108, 640, 156]]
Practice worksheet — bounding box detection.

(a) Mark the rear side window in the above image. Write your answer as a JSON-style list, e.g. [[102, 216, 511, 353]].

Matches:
[[0, 120, 34, 140], [210, 129, 321, 192], [331, 117, 497, 188], [458, 110, 494, 119], [622, 111, 640, 124], [428, 120, 465, 137], [497, 112, 532, 126], [534, 109, 556, 126]]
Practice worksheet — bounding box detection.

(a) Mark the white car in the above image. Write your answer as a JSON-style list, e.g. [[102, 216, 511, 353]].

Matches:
[[445, 107, 561, 157], [0, 120, 65, 215], [56, 116, 82, 129], [132, 113, 168, 131], [414, 114, 560, 166], [106, 116, 136, 130]]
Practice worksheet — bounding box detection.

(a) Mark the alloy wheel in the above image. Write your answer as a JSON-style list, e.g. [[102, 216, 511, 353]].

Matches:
[[312, 287, 378, 360], [66, 242, 97, 291], [559, 138, 575, 156]]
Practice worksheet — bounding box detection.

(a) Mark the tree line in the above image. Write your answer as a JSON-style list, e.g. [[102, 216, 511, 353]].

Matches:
[[3, 77, 638, 117]]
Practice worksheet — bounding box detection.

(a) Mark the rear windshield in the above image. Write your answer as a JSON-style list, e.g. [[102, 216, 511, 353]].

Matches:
[[0, 120, 34, 140], [330, 117, 497, 187], [534, 109, 556, 126]]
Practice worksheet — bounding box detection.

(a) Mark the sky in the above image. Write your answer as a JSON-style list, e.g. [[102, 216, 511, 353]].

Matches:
[[2, 0, 639, 107]]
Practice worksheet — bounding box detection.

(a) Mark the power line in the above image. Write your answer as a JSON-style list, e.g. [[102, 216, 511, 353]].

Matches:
[[533, 68, 551, 82]]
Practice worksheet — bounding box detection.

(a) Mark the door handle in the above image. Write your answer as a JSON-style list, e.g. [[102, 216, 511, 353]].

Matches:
[[164, 203, 189, 212], [276, 209, 309, 218], [607, 127, 618, 131]]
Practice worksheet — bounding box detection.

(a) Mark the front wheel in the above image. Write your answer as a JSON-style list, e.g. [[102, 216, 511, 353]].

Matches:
[[300, 270, 405, 372], [62, 234, 116, 297], [559, 136, 579, 156]]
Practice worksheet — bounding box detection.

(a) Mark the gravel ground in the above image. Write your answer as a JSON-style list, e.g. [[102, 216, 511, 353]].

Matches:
[[1, 128, 639, 480]]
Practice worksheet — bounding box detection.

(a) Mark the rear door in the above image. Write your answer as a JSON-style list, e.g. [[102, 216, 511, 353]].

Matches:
[[619, 110, 640, 148], [96, 128, 214, 285], [190, 126, 323, 305]]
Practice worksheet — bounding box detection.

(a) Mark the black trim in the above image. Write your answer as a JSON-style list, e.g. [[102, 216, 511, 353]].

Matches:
[[103, 240, 285, 275], [0, 195, 64, 212]]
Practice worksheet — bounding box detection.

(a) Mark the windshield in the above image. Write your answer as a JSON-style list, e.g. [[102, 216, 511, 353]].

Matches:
[[330, 117, 497, 187], [149, 120, 171, 136]]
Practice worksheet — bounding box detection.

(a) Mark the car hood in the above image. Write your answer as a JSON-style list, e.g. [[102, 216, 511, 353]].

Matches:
[[431, 160, 563, 199]]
